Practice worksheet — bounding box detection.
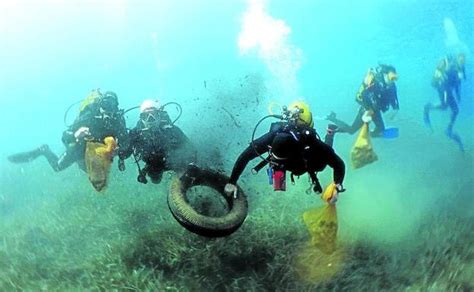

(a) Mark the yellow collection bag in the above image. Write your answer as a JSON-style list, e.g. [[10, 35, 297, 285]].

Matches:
[[350, 122, 378, 169], [85, 136, 117, 192], [303, 202, 338, 255]]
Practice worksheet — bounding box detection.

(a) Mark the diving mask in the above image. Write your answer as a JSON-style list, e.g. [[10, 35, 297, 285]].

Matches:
[[140, 110, 159, 128], [99, 107, 114, 121]]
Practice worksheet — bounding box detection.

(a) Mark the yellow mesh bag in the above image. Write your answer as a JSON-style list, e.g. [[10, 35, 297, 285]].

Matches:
[[350, 122, 378, 169], [85, 137, 117, 192], [303, 204, 338, 254]]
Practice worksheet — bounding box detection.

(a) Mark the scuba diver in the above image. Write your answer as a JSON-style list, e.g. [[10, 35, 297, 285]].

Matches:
[[424, 53, 466, 152], [119, 99, 196, 184], [7, 89, 129, 172], [327, 64, 400, 137], [224, 101, 345, 203]]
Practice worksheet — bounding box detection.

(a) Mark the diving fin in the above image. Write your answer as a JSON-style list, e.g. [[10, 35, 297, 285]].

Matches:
[[7, 145, 49, 163], [423, 104, 433, 131], [382, 127, 399, 139]]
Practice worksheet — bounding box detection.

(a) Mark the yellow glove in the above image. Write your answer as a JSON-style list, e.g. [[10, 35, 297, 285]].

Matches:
[[322, 183, 344, 204]]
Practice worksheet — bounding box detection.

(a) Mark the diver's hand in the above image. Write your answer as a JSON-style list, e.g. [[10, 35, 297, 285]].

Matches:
[[324, 183, 345, 205], [224, 183, 238, 199], [362, 111, 373, 123], [330, 184, 346, 204], [74, 127, 91, 141], [118, 159, 125, 171]]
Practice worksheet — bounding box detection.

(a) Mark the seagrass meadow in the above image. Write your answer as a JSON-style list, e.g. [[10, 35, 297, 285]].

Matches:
[[1, 0, 473, 290]]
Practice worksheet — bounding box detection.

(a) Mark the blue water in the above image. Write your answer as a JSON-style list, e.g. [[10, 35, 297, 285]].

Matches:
[[0, 0, 473, 290]]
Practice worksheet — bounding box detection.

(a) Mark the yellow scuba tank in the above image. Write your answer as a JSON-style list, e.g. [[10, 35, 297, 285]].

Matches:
[[79, 89, 102, 113], [364, 71, 375, 87]]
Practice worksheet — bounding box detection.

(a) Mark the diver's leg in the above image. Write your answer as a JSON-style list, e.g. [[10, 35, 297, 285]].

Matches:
[[8, 143, 83, 171], [447, 93, 459, 131], [326, 111, 351, 133], [424, 89, 448, 129], [327, 108, 363, 135], [454, 82, 461, 102], [347, 108, 365, 134], [423, 103, 433, 128], [370, 110, 385, 137], [324, 124, 338, 147], [7, 145, 49, 164], [55, 145, 84, 171], [8, 144, 66, 172], [445, 94, 464, 152]]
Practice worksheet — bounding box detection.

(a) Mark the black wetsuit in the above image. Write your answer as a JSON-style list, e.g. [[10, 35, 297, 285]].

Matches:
[[8, 99, 128, 171], [329, 68, 399, 137], [50, 103, 128, 171], [120, 111, 195, 183], [229, 123, 345, 190]]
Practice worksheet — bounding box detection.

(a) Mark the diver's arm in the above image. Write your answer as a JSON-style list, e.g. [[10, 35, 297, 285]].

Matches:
[[61, 112, 94, 147], [324, 145, 345, 185], [118, 128, 137, 160], [229, 132, 274, 185], [116, 116, 131, 157]]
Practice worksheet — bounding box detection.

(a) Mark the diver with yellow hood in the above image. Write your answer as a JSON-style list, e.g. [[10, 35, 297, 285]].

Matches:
[[225, 101, 345, 202]]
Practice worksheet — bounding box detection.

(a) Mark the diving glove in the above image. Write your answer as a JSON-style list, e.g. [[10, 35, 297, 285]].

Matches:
[[322, 183, 345, 205], [224, 183, 238, 199], [74, 127, 91, 141]]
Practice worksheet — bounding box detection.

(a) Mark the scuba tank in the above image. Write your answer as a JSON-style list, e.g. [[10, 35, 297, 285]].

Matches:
[[251, 104, 313, 192], [63, 89, 103, 128], [251, 103, 318, 170]]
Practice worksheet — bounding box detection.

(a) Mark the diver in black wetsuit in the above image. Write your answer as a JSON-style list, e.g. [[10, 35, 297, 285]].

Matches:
[[424, 54, 466, 152], [327, 64, 399, 137], [8, 90, 129, 171], [224, 101, 345, 203], [119, 99, 195, 184]]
